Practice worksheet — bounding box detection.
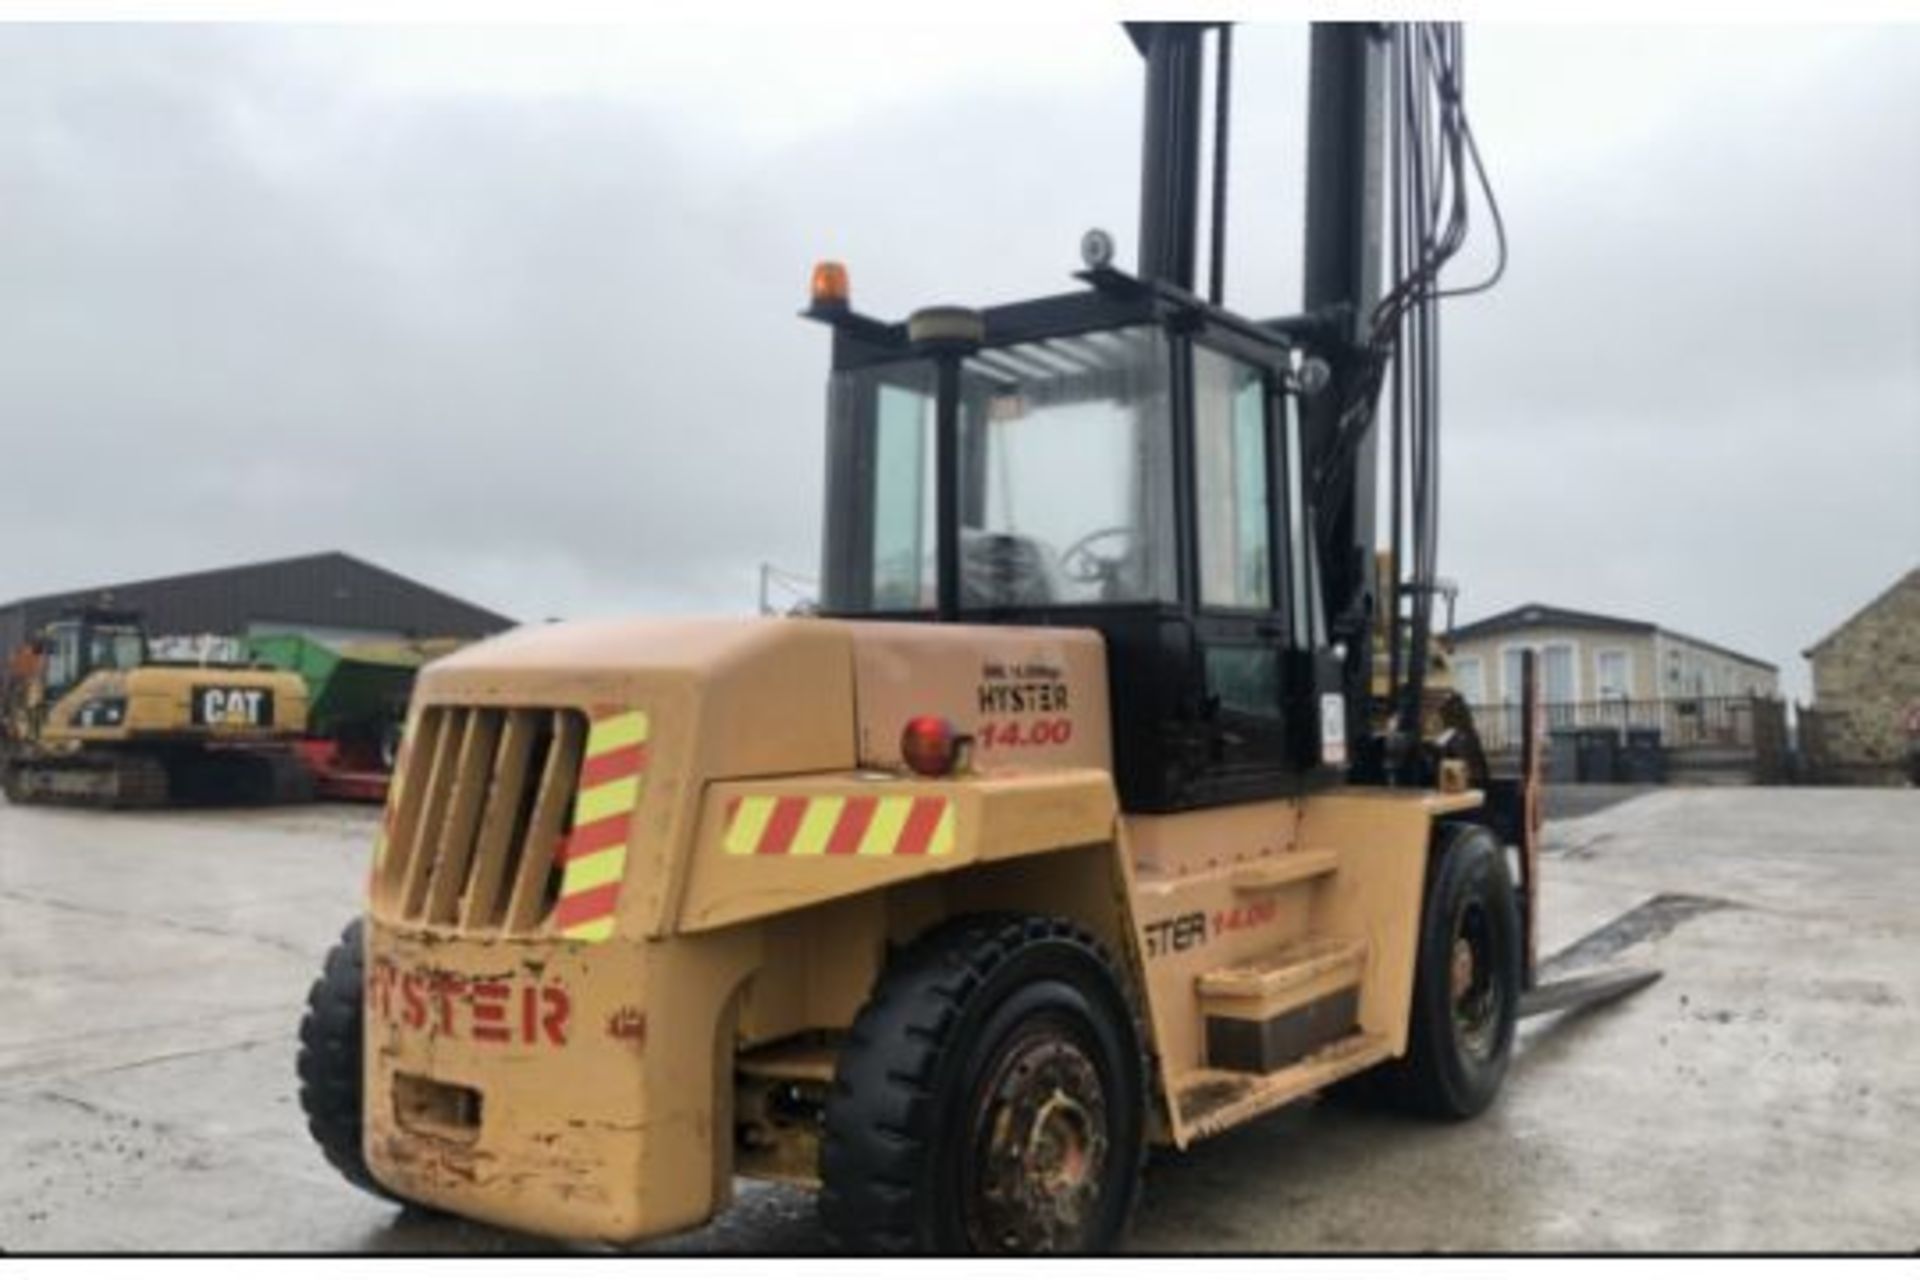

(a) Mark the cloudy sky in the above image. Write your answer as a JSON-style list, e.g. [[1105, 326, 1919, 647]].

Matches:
[[1, 21, 1914, 698]]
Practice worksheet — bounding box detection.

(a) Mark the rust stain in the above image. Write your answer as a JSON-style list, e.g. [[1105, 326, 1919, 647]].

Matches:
[[606, 1006, 647, 1048], [1178, 1076, 1255, 1117]]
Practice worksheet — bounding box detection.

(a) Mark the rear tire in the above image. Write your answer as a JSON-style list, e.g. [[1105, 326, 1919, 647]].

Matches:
[[1342, 822, 1520, 1119], [818, 914, 1147, 1254], [297, 918, 395, 1200]]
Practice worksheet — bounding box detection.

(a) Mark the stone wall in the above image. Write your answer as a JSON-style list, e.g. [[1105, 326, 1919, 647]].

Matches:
[[1806, 569, 1920, 785]]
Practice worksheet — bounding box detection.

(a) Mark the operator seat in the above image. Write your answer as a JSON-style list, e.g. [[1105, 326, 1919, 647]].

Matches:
[[959, 529, 1061, 608]]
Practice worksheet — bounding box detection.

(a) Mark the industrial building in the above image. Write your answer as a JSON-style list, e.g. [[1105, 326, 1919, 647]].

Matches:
[[0, 551, 514, 653]]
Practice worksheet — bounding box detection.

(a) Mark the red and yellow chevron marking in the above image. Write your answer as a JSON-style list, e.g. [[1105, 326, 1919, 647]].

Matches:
[[723, 794, 954, 858], [553, 707, 650, 942]]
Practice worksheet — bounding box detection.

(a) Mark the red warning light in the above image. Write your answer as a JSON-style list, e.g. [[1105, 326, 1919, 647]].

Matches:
[[901, 715, 963, 778]]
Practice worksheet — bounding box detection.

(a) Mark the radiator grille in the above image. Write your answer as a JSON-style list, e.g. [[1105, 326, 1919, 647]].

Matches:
[[377, 705, 589, 933]]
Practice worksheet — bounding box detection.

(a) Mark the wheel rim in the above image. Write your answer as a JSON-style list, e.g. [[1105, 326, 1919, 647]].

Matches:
[[1450, 899, 1502, 1060], [961, 1019, 1110, 1253]]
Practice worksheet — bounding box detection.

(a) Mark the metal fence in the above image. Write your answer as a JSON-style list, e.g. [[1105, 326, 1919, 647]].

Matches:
[[1467, 696, 1782, 755]]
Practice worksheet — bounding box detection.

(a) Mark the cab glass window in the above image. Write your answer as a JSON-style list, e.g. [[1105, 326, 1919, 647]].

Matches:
[[958, 328, 1176, 607], [90, 627, 145, 672], [44, 625, 80, 692], [1193, 347, 1272, 610], [1206, 646, 1281, 719], [870, 373, 937, 610]]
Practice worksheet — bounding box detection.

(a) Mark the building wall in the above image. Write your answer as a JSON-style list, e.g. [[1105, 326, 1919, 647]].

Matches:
[[1447, 625, 1660, 704], [245, 618, 413, 648], [1807, 572, 1920, 782], [1652, 631, 1780, 700]]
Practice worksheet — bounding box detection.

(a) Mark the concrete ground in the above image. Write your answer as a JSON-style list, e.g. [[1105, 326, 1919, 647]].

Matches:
[[0, 786, 1914, 1253]]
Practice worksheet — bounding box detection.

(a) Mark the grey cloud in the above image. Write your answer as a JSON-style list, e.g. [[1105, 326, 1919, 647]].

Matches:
[[1, 23, 1914, 702]]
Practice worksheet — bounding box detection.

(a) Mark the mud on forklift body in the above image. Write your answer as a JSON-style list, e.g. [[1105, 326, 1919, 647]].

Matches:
[[303, 22, 1558, 1254]]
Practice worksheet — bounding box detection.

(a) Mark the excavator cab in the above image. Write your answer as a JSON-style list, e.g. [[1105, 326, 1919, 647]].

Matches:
[[40, 608, 148, 702]]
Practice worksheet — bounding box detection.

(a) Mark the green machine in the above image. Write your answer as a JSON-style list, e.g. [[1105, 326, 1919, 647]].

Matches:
[[247, 634, 461, 797]]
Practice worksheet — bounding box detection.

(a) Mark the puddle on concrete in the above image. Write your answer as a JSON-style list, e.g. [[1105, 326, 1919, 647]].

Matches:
[[1538, 892, 1738, 980]]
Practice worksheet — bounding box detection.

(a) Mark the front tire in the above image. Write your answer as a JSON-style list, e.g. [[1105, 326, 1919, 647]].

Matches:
[[819, 914, 1147, 1254], [1365, 822, 1522, 1119], [296, 918, 394, 1200]]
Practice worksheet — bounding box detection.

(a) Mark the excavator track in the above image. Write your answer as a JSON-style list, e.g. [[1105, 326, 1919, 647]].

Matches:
[[1, 747, 314, 810], [2, 752, 171, 809], [166, 748, 314, 806]]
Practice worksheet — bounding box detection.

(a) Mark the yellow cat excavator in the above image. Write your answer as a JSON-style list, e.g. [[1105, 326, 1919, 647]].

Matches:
[[1, 606, 310, 807]]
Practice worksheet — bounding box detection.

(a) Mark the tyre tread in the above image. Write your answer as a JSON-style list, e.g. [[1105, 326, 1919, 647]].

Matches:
[[817, 913, 1145, 1253], [295, 918, 396, 1200], [1354, 822, 1520, 1120]]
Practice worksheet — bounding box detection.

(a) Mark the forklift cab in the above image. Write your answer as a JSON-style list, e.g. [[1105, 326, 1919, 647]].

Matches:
[[814, 271, 1350, 813], [40, 609, 147, 701]]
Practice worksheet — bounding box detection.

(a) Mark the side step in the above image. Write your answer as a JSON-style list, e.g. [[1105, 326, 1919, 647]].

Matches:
[[1197, 935, 1366, 1004], [1197, 936, 1367, 1074], [1175, 1031, 1391, 1141], [1229, 847, 1339, 893]]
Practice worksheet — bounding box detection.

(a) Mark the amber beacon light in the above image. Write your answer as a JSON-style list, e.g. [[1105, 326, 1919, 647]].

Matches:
[[809, 260, 850, 309]]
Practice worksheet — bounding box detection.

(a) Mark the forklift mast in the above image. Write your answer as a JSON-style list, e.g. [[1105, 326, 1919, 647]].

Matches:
[[1297, 27, 1388, 723], [1130, 22, 1491, 783], [1129, 22, 1206, 294], [1131, 22, 1390, 762]]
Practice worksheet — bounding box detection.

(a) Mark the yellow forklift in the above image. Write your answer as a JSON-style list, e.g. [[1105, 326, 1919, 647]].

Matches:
[[297, 22, 1654, 1252], [1, 606, 309, 807]]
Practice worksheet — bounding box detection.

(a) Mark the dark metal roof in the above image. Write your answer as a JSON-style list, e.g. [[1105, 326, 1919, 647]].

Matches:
[[1448, 602, 1777, 673], [1450, 603, 1657, 641], [0, 551, 515, 652]]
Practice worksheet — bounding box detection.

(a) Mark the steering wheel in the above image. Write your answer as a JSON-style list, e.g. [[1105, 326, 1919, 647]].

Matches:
[[1057, 526, 1138, 585]]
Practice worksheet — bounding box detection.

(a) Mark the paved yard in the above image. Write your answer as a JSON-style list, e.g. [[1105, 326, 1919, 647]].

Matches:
[[1, 787, 1914, 1252]]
